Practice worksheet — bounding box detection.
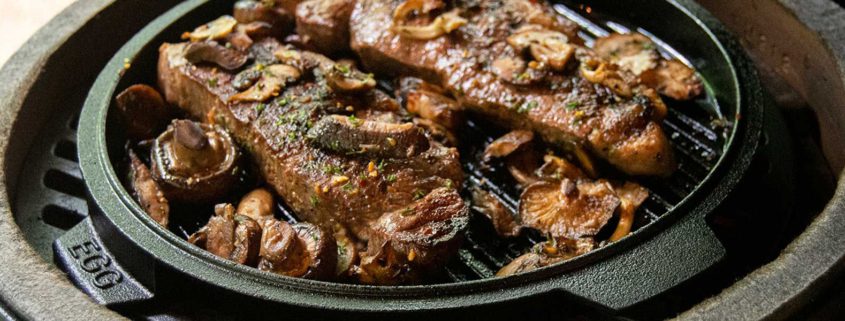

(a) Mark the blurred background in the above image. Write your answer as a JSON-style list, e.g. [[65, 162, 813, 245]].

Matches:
[[0, 0, 76, 66]]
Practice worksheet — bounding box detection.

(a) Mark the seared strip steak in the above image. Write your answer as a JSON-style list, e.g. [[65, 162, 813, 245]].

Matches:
[[350, 0, 676, 176], [158, 37, 468, 283]]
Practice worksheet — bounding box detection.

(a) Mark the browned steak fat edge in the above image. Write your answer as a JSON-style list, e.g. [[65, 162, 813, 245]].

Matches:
[[158, 37, 468, 284], [350, 0, 676, 176]]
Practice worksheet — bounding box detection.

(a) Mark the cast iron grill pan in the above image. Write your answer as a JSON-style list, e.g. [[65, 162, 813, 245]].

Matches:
[[54, 0, 761, 315]]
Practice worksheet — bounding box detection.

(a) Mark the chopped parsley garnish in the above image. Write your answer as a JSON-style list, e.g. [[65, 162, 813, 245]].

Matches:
[[386, 174, 397, 183], [566, 101, 579, 110], [347, 115, 362, 127], [310, 195, 320, 206], [254, 103, 266, 113], [323, 164, 343, 175], [207, 77, 218, 87], [517, 100, 538, 114], [335, 64, 351, 75], [413, 189, 426, 200], [276, 97, 289, 106]]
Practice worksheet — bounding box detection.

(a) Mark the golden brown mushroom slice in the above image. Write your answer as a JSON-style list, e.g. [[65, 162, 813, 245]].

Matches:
[[115, 84, 174, 141], [258, 220, 337, 280], [306, 114, 429, 158], [183, 41, 249, 71], [471, 188, 521, 238], [519, 178, 620, 239], [507, 27, 576, 71], [594, 33, 703, 101], [405, 88, 463, 130], [182, 16, 239, 42], [324, 63, 376, 93], [357, 188, 469, 285], [333, 226, 359, 279], [187, 206, 234, 259], [609, 182, 650, 241], [151, 120, 241, 203], [641, 59, 704, 101], [496, 238, 595, 276], [236, 188, 276, 224], [593, 33, 660, 76], [229, 64, 302, 102], [391, 0, 466, 40], [483, 130, 535, 161], [128, 150, 169, 227]]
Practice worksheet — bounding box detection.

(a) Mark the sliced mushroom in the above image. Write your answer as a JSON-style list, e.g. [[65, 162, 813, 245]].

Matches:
[[115, 84, 174, 141], [641, 59, 704, 101], [236, 188, 276, 224], [226, 21, 275, 51], [182, 15, 238, 42], [324, 64, 376, 93], [232, 68, 263, 91], [578, 55, 636, 98], [358, 188, 469, 284], [496, 238, 595, 276], [234, 0, 292, 31], [535, 154, 586, 181], [608, 182, 649, 241], [292, 223, 338, 280], [392, 1, 465, 40], [184, 41, 249, 71], [333, 226, 359, 278], [593, 33, 660, 76], [594, 33, 703, 101], [231, 214, 263, 266], [471, 187, 520, 237], [483, 130, 534, 161], [507, 28, 575, 71], [128, 149, 169, 226], [151, 120, 241, 203], [229, 64, 301, 102], [413, 118, 457, 147], [306, 114, 429, 158], [189, 204, 237, 259], [405, 88, 463, 130], [258, 220, 337, 280], [505, 147, 543, 187], [491, 57, 547, 85], [519, 179, 620, 239]]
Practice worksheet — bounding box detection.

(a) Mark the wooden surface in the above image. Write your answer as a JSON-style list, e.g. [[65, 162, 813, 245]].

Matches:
[[0, 0, 77, 67]]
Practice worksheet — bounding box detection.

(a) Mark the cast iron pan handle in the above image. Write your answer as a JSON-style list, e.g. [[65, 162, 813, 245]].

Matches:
[[53, 218, 154, 307], [551, 209, 725, 312]]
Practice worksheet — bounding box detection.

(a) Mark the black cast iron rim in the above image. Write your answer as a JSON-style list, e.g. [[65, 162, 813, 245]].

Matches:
[[77, 0, 763, 312]]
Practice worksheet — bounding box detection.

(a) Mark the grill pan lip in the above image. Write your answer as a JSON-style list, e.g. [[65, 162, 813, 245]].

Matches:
[[77, 0, 762, 311]]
